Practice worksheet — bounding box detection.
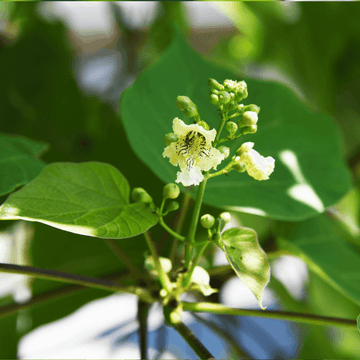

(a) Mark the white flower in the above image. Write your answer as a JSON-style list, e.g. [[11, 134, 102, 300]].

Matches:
[[239, 142, 275, 181], [163, 118, 225, 186]]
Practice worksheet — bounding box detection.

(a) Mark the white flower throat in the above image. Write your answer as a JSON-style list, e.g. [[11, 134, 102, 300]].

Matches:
[[178, 130, 210, 170]]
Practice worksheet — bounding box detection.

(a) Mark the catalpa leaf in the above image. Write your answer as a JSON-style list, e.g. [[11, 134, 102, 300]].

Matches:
[[0, 162, 158, 239]]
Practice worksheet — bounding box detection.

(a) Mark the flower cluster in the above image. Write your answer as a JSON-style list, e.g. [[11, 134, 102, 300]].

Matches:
[[163, 78, 275, 186]]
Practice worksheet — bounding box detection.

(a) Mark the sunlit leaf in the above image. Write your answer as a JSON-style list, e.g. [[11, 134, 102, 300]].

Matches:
[[0, 162, 158, 239], [220, 227, 270, 309]]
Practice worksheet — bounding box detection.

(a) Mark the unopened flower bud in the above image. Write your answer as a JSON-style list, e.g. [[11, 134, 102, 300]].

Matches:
[[197, 121, 209, 131], [183, 106, 198, 118], [166, 201, 179, 213], [226, 121, 238, 135], [219, 91, 231, 104], [163, 183, 180, 199], [208, 78, 223, 91], [243, 104, 260, 114], [233, 161, 246, 172], [164, 132, 178, 145], [217, 146, 230, 159], [235, 81, 248, 101], [240, 125, 257, 135], [236, 142, 254, 156], [201, 214, 215, 229], [236, 104, 245, 115], [132, 188, 153, 203], [239, 111, 258, 127], [176, 96, 195, 110], [220, 212, 232, 224], [223, 79, 237, 92], [209, 94, 219, 105], [228, 101, 238, 111]]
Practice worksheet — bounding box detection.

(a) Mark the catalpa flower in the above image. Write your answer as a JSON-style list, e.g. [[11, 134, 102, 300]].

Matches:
[[163, 118, 225, 186], [239, 142, 275, 181]]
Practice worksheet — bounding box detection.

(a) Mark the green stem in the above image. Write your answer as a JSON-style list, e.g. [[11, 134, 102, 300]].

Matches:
[[183, 241, 210, 289], [104, 239, 145, 280], [0, 271, 132, 319], [172, 320, 215, 359], [208, 159, 235, 179], [137, 298, 150, 360], [170, 193, 192, 264], [0, 263, 155, 303], [143, 231, 172, 292], [182, 301, 358, 329], [159, 219, 186, 242], [184, 174, 208, 269]]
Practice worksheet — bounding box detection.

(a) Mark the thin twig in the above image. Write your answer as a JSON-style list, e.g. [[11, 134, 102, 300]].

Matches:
[[138, 299, 150, 359]]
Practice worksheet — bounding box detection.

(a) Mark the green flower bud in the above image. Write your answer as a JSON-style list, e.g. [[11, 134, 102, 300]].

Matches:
[[176, 96, 195, 110], [164, 132, 178, 145], [131, 188, 153, 203], [236, 104, 245, 115], [166, 201, 179, 213], [183, 106, 198, 118], [240, 125, 257, 135], [220, 212, 232, 224], [228, 101, 238, 111], [235, 81, 248, 101], [208, 78, 223, 91], [197, 120, 209, 131], [163, 183, 180, 199], [243, 104, 260, 114], [226, 121, 238, 135], [219, 91, 231, 104], [217, 146, 230, 159], [201, 214, 215, 229], [223, 79, 237, 92], [233, 161, 246, 173], [229, 92, 235, 101], [238, 111, 258, 127], [209, 94, 219, 105]]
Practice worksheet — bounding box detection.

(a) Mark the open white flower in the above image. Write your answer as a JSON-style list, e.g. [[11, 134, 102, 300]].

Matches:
[[239, 142, 275, 181], [163, 118, 225, 186]]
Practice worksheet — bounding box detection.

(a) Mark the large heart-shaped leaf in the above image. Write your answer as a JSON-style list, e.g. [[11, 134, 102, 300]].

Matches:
[[0, 134, 47, 197], [220, 227, 270, 309], [0, 162, 157, 239], [119, 34, 352, 221], [276, 215, 360, 307]]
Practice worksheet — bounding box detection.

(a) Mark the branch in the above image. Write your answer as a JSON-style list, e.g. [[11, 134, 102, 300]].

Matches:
[[0, 263, 156, 303], [0, 271, 132, 319], [137, 299, 150, 360], [182, 302, 358, 329], [172, 320, 215, 359]]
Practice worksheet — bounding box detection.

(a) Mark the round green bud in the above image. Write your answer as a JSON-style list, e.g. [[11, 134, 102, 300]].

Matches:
[[228, 101, 238, 111], [220, 212, 232, 224], [210, 94, 219, 105], [219, 91, 231, 104], [236, 104, 245, 115], [217, 146, 230, 159], [164, 132, 178, 146], [233, 161, 246, 173], [176, 96, 194, 110], [163, 183, 180, 199], [201, 214, 215, 229], [132, 188, 153, 203], [226, 121, 238, 135], [239, 111, 258, 126], [243, 104, 260, 114], [240, 125, 257, 135], [208, 78, 223, 91], [166, 201, 179, 213], [223, 79, 237, 92], [197, 120, 209, 131], [183, 105, 198, 118], [235, 81, 248, 101]]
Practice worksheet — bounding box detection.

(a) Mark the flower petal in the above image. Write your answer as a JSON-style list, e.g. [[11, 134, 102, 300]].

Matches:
[[176, 167, 204, 186], [197, 147, 225, 171]]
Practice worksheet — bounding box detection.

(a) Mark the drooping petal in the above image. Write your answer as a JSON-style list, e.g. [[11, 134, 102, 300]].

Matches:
[[240, 148, 275, 181], [176, 167, 204, 187]]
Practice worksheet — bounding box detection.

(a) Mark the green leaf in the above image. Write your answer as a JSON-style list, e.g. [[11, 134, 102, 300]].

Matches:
[[276, 215, 360, 307], [119, 33, 352, 221], [220, 227, 270, 309], [0, 134, 47, 197], [357, 315, 360, 333], [0, 162, 158, 239]]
